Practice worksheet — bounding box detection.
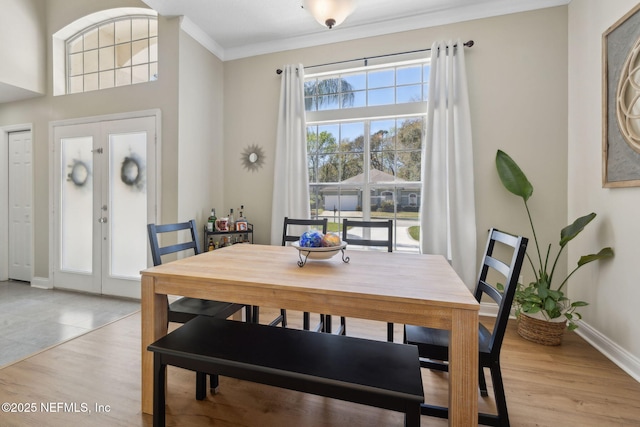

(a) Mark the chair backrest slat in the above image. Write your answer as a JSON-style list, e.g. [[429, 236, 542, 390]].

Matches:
[[147, 219, 201, 267], [483, 255, 511, 279], [342, 219, 393, 252]]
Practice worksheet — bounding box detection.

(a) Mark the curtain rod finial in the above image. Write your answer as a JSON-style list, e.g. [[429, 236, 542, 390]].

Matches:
[[276, 69, 283, 75], [464, 40, 474, 48]]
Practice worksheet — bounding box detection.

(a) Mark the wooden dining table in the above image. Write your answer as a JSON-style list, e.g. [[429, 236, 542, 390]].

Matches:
[[140, 243, 479, 426]]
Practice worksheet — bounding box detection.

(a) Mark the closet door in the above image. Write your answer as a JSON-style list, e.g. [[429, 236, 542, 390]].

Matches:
[[8, 131, 32, 282]]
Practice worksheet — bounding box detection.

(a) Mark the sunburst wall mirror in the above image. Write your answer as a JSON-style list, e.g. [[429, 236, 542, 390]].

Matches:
[[241, 144, 265, 172]]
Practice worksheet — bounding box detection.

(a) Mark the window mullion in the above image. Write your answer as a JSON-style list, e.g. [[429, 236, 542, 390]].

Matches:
[[363, 121, 371, 223]]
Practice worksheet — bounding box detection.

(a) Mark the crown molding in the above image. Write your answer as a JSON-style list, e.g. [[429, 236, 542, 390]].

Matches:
[[179, 16, 226, 60], [176, 0, 570, 61]]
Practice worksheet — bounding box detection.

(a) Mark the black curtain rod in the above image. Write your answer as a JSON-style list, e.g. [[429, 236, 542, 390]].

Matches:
[[276, 40, 473, 75]]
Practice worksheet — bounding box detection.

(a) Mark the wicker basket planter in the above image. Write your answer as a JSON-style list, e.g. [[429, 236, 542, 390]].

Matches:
[[517, 313, 567, 346]]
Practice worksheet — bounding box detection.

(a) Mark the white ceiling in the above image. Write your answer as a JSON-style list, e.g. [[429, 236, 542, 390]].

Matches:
[[2, 0, 569, 104], [140, 0, 570, 61]]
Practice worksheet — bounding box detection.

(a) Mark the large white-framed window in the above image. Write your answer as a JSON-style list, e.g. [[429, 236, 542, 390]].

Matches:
[[52, 8, 158, 96], [66, 16, 158, 94], [305, 59, 429, 252]]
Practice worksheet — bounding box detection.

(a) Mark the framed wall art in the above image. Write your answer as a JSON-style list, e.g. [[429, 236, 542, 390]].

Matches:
[[603, 3, 640, 187]]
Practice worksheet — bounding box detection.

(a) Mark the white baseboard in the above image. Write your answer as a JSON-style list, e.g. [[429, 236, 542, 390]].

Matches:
[[575, 321, 640, 383], [480, 301, 500, 317], [480, 302, 640, 384], [30, 276, 52, 289]]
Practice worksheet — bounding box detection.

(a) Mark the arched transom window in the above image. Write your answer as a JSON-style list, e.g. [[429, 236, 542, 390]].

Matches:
[[66, 15, 158, 94]]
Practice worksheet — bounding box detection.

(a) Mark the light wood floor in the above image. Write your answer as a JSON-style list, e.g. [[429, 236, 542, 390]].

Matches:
[[0, 308, 639, 426]]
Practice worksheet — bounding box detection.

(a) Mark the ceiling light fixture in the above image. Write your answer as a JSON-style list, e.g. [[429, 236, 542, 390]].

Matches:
[[302, 0, 357, 29]]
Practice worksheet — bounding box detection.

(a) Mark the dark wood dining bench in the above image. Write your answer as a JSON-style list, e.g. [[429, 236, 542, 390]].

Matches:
[[147, 316, 424, 427]]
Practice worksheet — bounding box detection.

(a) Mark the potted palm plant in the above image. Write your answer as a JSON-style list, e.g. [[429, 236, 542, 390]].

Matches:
[[495, 150, 614, 345]]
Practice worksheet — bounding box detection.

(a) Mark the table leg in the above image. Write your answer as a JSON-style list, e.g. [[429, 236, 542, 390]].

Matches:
[[141, 275, 168, 415], [448, 308, 479, 427]]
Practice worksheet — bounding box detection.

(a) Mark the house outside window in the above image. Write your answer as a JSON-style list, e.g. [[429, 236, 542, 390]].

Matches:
[[305, 59, 429, 252], [66, 15, 158, 94]]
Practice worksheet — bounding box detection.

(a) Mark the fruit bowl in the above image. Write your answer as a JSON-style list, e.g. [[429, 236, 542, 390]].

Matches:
[[291, 241, 349, 266], [292, 241, 347, 259]]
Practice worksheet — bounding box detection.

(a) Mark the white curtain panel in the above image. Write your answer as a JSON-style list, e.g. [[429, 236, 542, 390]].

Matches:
[[270, 64, 311, 245], [419, 40, 477, 287]]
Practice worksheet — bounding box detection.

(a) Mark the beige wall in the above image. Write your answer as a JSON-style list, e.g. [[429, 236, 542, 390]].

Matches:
[[0, 0, 46, 96], [177, 29, 225, 230], [568, 0, 640, 360], [223, 7, 569, 285]]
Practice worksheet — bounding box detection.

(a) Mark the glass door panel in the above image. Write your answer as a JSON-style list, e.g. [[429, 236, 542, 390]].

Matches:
[[108, 131, 147, 279], [60, 136, 94, 273]]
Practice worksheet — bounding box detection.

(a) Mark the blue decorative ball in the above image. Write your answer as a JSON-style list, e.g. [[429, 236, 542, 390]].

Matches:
[[299, 230, 324, 248]]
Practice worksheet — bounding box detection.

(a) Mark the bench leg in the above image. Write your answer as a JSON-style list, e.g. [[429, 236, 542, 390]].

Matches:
[[195, 372, 220, 399], [405, 404, 420, 427], [153, 352, 166, 427], [210, 374, 220, 393], [196, 372, 206, 400]]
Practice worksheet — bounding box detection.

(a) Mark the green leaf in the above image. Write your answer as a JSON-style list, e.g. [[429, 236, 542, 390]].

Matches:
[[537, 285, 548, 299], [559, 213, 596, 247], [547, 289, 563, 301], [567, 323, 578, 331], [571, 300, 589, 307], [525, 305, 541, 314], [544, 298, 557, 312], [577, 247, 614, 266], [496, 150, 533, 202]]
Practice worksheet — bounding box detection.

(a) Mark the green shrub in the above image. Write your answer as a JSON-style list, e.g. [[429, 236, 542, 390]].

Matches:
[[379, 200, 395, 212]]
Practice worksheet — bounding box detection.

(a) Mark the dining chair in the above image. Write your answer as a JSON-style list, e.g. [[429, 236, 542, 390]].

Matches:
[[404, 228, 528, 426], [281, 216, 328, 332], [147, 219, 250, 398], [340, 218, 393, 339]]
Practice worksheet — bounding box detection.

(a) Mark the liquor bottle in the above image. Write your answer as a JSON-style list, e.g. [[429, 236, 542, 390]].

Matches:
[[237, 205, 249, 241], [207, 238, 214, 251], [207, 208, 216, 232], [228, 208, 235, 231]]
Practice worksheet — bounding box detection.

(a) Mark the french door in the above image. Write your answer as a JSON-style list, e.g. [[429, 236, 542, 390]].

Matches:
[[52, 115, 157, 298]]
